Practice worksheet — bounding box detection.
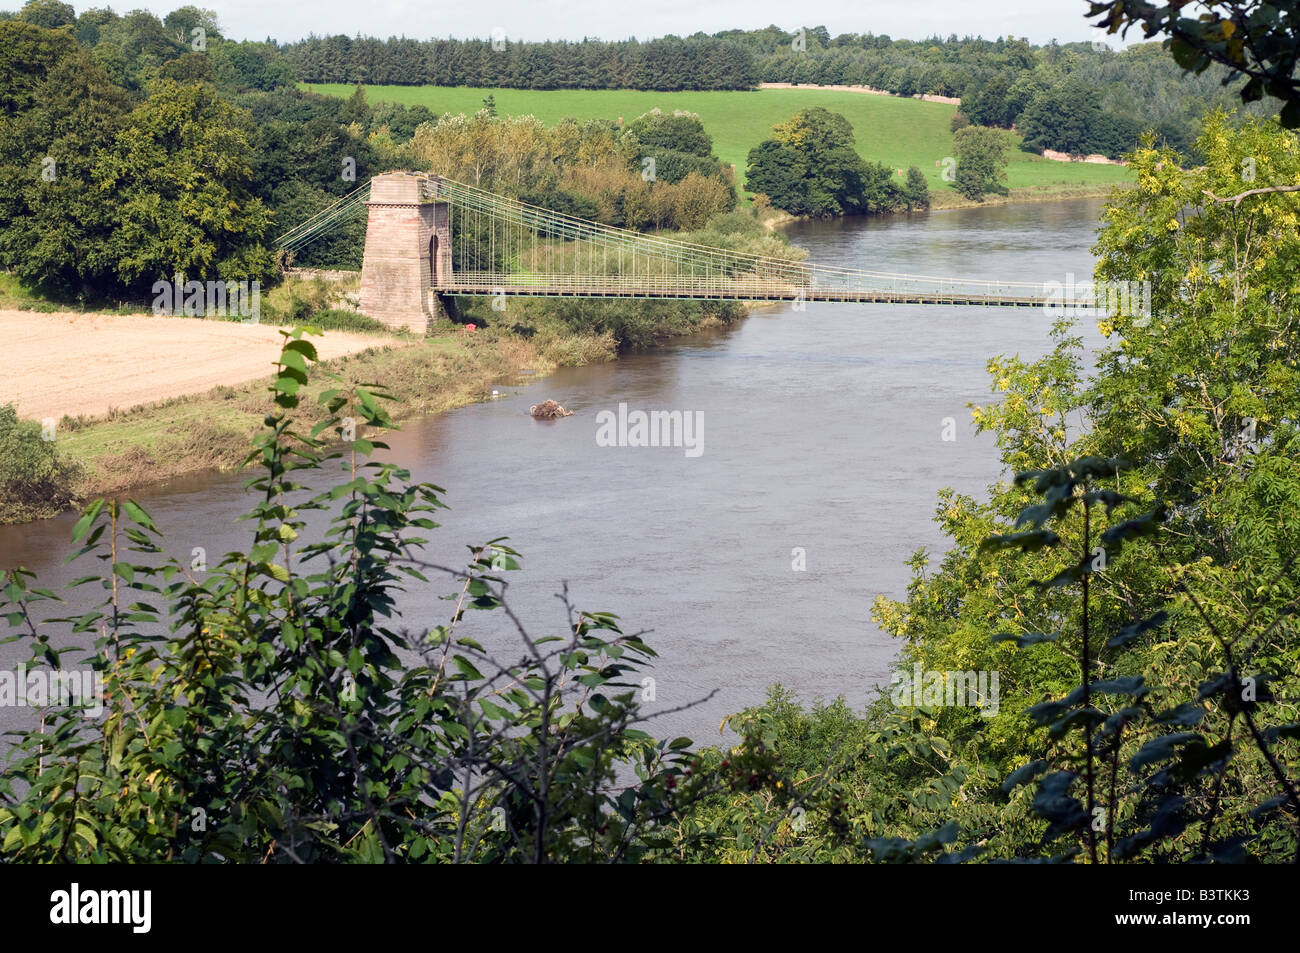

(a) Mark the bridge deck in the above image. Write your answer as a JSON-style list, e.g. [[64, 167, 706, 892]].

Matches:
[[435, 282, 1048, 308]]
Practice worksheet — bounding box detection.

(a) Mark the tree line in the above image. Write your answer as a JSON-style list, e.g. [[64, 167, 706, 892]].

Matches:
[[6, 2, 1285, 166], [286, 35, 760, 91]]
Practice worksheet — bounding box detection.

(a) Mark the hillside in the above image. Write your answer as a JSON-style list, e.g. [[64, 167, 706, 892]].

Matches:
[[303, 83, 1134, 196]]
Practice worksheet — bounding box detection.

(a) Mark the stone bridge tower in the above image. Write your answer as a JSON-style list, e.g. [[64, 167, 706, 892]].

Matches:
[[358, 172, 454, 332]]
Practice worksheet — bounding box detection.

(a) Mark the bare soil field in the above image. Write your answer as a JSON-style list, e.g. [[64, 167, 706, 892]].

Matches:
[[0, 310, 399, 422]]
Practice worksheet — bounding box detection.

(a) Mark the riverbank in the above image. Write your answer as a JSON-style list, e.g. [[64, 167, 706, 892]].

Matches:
[[926, 180, 1127, 210], [0, 324, 597, 523], [0, 292, 753, 523], [759, 180, 1125, 230]]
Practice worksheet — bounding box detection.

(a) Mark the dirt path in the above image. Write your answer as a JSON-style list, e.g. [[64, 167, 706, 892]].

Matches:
[[757, 82, 962, 105], [0, 311, 399, 422]]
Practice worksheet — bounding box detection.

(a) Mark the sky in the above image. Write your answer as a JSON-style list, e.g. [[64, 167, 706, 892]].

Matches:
[[3, 0, 1137, 47]]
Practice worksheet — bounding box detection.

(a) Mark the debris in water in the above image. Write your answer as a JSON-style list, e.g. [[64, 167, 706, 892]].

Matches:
[[530, 400, 573, 419]]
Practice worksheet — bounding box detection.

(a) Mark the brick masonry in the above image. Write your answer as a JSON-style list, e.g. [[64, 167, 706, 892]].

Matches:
[[358, 172, 453, 332]]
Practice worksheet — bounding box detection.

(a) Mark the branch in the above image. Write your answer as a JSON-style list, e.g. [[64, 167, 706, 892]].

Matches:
[[1203, 185, 1300, 207]]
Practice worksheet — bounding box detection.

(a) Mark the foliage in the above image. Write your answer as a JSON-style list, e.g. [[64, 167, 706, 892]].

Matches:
[[0, 404, 79, 521], [744, 107, 905, 216], [93, 79, 278, 294], [1016, 80, 1142, 159], [952, 125, 1010, 200], [1089, 0, 1300, 127], [285, 34, 760, 91], [858, 113, 1300, 862], [0, 21, 282, 300], [410, 111, 734, 233], [901, 166, 931, 210]]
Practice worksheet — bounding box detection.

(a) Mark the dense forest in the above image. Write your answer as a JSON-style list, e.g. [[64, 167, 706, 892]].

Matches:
[[286, 34, 761, 91]]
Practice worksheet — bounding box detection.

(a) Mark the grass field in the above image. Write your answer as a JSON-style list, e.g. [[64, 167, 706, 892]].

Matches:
[[303, 83, 1134, 195]]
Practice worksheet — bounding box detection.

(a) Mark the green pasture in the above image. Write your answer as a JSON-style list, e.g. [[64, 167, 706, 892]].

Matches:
[[303, 83, 1134, 193]]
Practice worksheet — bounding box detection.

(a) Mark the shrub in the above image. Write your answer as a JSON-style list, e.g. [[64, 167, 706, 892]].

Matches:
[[0, 403, 78, 519]]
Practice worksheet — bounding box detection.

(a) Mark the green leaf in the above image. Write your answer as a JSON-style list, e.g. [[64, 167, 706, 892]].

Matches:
[[451, 656, 484, 680], [121, 500, 157, 533]]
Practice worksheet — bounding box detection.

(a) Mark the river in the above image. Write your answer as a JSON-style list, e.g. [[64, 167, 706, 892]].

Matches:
[[0, 197, 1109, 743]]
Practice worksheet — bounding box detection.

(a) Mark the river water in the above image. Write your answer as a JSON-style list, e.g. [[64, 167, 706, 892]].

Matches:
[[0, 197, 1108, 743]]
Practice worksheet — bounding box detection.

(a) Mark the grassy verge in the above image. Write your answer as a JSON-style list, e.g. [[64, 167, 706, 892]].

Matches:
[[926, 180, 1129, 210]]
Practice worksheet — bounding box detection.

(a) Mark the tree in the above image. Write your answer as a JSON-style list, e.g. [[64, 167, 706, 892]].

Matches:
[[744, 139, 807, 212], [16, 0, 75, 29], [952, 125, 1009, 200], [0, 19, 78, 116], [161, 5, 220, 45], [92, 79, 277, 293], [0, 45, 134, 297], [963, 69, 1017, 127], [745, 107, 899, 216], [1015, 79, 1139, 158], [901, 165, 930, 210], [627, 108, 713, 158]]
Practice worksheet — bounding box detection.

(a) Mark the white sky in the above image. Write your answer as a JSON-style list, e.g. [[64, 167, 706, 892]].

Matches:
[[2, 0, 1134, 47]]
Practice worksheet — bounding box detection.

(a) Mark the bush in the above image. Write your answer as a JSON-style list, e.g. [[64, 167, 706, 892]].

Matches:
[[307, 308, 388, 334], [0, 404, 78, 519]]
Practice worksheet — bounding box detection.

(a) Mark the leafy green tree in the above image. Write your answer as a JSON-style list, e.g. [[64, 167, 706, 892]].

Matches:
[[952, 125, 1009, 200], [901, 165, 930, 211], [1015, 79, 1139, 159], [745, 107, 899, 216], [0, 19, 77, 116], [92, 79, 277, 293], [16, 0, 75, 29], [627, 109, 713, 158], [158, 49, 214, 83], [0, 46, 134, 297], [161, 5, 220, 44], [963, 69, 1017, 127]]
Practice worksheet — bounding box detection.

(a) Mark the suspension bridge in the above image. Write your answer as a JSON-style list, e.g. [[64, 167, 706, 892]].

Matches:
[[274, 171, 1069, 331]]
